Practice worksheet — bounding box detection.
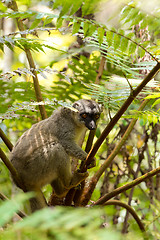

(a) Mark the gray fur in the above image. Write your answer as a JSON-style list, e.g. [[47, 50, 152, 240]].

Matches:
[[73, 99, 102, 115], [10, 99, 102, 211]]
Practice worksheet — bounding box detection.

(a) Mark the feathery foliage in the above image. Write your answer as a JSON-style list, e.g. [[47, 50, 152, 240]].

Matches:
[[0, 0, 160, 239]]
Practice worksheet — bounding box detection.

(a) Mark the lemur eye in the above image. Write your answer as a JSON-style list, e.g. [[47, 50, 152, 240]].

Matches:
[[95, 114, 100, 119], [81, 113, 88, 119]]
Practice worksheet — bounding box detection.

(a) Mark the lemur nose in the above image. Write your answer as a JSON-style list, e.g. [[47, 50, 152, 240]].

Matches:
[[88, 120, 96, 130]]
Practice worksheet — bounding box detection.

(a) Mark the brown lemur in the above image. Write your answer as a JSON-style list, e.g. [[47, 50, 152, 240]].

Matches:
[[10, 99, 102, 211]]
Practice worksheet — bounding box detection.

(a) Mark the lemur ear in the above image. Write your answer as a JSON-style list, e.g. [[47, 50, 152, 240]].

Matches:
[[72, 102, 79, 109], [73, 99, 103, 114], [72, 102, 80, 112]]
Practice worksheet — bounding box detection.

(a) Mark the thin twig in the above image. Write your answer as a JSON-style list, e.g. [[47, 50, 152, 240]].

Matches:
[[85, 56, 106, 153], [123, 72, 133, 92], [109, 29, 158, 62], [95, 56, 106, 84]]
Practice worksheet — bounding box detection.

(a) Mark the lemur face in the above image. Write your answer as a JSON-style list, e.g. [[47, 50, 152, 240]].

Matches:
[[72, 99, 102, 130]]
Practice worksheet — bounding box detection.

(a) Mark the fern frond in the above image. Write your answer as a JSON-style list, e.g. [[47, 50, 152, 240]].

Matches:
[[124, 109, 160, 125]]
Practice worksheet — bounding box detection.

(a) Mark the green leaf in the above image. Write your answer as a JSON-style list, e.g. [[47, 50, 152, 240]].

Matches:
[[126, 32, 135, 39], [70, 0, 83, 15], [83, 21, 90, 37], [30, 18, 42, 30], [72, 21, 81, 35], [152, 98, 160, 107], [97, 27, 105, 45], [106, 30, 114, 47], [59, 1, 72, 18], [121, 5, 131, 19], [0, 193, 32, 227], [118, 29, 125, 36], [43, 16, 53, 26], [0, 2, 7, 12], [36, 12, 45, 19], [0, 43, 3, 52], [140, 18, 148, 29], [53, 0, 83, 17], [88, 23, 97, 37], [80, 55, 90, 66], [145, 93, 160, 99], [5, 41, 14, 51], [124, 7, 139, 25], [96, 127, 101, 138], [56, 18, 63, 28], [113, 34, 121, 50], [53, 0, 63, 9], [128, 42, 137, 55], [138, 47, 145, 58], [121, 37, 129, 52], [81, 0, 95, 16]]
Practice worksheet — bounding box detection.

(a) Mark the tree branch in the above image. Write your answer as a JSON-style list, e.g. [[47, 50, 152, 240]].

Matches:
[[80, 99, 149, 205], [66, 56, 106, 206], [0, 128, 13, 151], [82, 62, 160, 171], [85, 56, 106, 153], [102, 200, 145, 232], [93, 167, 160, 205], [9, 0, 47, 120], [95, 99, 149, 181], [0, 147, 26, 191]]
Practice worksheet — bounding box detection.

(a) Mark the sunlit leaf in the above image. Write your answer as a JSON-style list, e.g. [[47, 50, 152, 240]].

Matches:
[[106, 30, 114, 47], [72, 21, 81, 35], [0, 193, 32, 227], [97, 27, 105, 45]]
